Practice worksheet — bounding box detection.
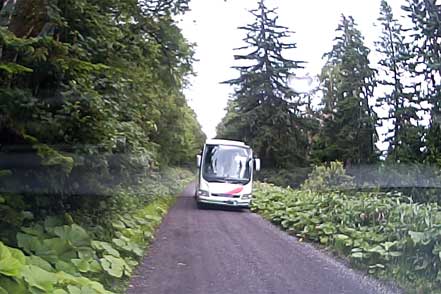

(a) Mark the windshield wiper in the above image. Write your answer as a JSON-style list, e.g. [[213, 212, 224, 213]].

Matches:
[[207, 178, 227, 183]]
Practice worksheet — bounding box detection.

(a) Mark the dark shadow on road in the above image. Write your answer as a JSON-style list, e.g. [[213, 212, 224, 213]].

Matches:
[[197, 204, 248, 213]]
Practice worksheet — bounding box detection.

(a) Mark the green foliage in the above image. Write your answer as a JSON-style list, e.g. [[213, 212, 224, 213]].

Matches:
[[218, 0, 311, 169], [0, 0, 204, 209], [401, 0, 441, 167], [0, 167, 192, 294], [255, 167, 311, 188], [301, 161, 354, 191], [0, 239, 112, 294], [375, 0, 425, 163], [252, 183, 441, 292], [312, 15, 378, 165], [0, 0, 199, 292]]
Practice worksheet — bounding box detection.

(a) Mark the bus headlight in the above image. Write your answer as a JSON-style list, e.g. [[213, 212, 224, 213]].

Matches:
[[242, 194, 252, 200], [197, 189, 209, 197]]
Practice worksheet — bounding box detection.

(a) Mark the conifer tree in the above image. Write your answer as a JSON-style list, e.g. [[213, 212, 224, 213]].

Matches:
[[312, 15, 378, 165], [218, 0, 309, 168], [375, 0, 424, 163], [402, 0, 441, 166]]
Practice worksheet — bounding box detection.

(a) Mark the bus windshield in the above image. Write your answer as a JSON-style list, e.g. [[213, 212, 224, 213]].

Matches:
[[202, 144, 252, 184]]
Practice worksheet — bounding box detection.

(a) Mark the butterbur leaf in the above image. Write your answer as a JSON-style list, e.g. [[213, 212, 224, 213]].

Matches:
[[334, 234, 353, 254], [20, 265, 57, 292], [351, 252, 364, 259], [367, 245, 386, 256], [67, 285, 81, 294], [77, 248, 94, 259], [388, 251, 402, 257], [409, 231, 425, 244], [26, 256, 53, 272], [144, 214, 161, 222], [44, 217, 65, 232], [0, 254, 23, 277], [319, 236, 328, 245], [112, 238, 126, 248], [68, 225, 91, 247], [126, 258, 138, 269], [0, 242, 25, 277], [88, 260, 102, 273], [381, 241, 397, 251], [84, 281, 110, 294], [281, 220, 291, 228], [40, 238, 72, 260], [17, 233, 40, 254], [100, 255, 126, 278], [415, 259, 429, 271], [9, 247, 26, 265], [54, 225, 90, 247], [0, 276, 27, 294], [72, 259, 91, 273], [91, 241, 120, 257], [55, 260, 76, 274], [111, 220, 126, 230], [368, 264, 385, 269], [21, 225, 45, 237]]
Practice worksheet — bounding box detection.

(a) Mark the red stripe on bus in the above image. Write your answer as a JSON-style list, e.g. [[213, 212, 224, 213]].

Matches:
[[226, 187, 243, 195]]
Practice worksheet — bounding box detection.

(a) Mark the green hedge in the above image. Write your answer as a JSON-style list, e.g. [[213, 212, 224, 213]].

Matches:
[[252, 182, 441, 293]]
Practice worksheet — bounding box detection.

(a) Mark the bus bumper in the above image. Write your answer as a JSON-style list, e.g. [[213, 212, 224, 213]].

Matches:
[[197, 196, 251, 208]]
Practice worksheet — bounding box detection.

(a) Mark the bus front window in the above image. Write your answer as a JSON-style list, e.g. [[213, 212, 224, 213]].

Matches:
[[202, 145, 251, 184]]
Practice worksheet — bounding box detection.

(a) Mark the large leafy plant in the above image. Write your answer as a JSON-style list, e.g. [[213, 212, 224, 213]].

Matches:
[[252, 182, 441, 292], [301, 161, 354, 191]]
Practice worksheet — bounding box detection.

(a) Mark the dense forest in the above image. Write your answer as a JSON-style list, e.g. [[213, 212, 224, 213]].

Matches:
[[218, 0, 440, 186], [0, 0, 440, 292], [0, 0, 204, 293], [214, 1, 441, 291]]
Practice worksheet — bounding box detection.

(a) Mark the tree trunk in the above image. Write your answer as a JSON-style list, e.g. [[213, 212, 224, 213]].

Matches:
[[8, 0, 47, 38]]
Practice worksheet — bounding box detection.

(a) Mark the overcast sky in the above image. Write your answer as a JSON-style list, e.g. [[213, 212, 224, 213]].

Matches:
[[178, 0, 405, 140]]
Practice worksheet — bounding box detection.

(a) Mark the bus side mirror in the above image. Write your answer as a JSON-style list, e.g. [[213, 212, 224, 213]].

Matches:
[[254, 158, 261, 171], [196, 155, 201, 167]]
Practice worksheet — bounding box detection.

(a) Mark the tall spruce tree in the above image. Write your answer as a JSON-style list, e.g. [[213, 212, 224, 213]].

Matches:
[[218, 0, 308, 168], [402, 0, 441, 167], [375, 0, 424, 163], [312, 15, 378, 165]]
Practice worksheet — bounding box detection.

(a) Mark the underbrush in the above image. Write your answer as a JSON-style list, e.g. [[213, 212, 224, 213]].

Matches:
[[256, 163, 441, 205], [255, 167, 311, 188], [0, 167, 193, 294], [252, 182, 441, 293]]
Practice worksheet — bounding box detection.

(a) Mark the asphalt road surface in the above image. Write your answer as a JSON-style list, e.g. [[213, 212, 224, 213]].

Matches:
[[127, 182, 401, 294]]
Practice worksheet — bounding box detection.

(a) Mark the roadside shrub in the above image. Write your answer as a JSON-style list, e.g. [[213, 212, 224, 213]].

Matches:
[[0, 167, 194, 294], [256, 167, 311, 188], [301, 161, 354, 191], [348, 163, 441, 204], [252, 182, 441, 293]]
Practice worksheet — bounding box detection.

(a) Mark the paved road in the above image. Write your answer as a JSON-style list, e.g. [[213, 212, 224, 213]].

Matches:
[[127, 182, 400, 294]]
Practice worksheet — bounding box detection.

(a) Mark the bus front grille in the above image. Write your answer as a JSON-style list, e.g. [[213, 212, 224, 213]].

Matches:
[[211, 193, 240, 198]]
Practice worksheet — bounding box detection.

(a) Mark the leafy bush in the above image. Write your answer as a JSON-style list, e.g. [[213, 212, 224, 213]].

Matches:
[[301, 161, 354, 191], [0, 167, 194, 294], [252, 182, 441, 293], [256, 167, 311, 188], [347, 163, 441, 204]]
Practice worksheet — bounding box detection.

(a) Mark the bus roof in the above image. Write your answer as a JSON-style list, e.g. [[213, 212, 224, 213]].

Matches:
[[205, 139, 249, 148]]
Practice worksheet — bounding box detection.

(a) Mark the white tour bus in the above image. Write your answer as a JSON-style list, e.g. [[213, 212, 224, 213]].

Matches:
[[195, 139, 261, 208]]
